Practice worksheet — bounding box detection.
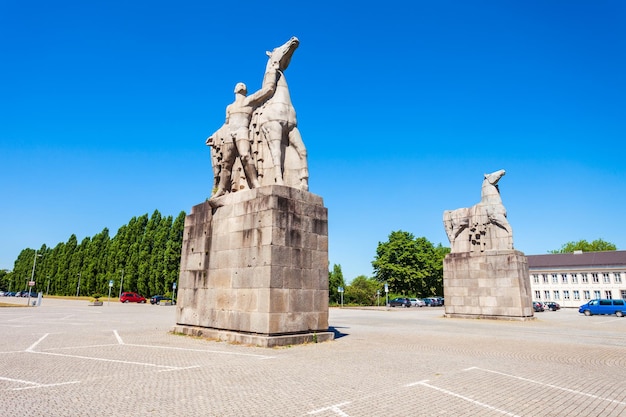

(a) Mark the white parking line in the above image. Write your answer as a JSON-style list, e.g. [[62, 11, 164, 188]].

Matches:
[[124, 342, 276, 359], [0, 376, 80, 391], [113, 329, 124, 344], [27, 350, 181, 370], [308, 401, 351, 416], [465, 367, 626, 406], [26, 333, 49, 351], [11, 381, 81, 391], [413, 380, 521, 417]]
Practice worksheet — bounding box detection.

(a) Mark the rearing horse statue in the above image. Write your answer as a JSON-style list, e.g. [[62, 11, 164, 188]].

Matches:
[[443, 169, 514, 253], [251, 37, 308, 190]]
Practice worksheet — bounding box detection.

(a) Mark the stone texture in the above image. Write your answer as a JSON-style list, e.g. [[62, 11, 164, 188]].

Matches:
[[443, 250, 534, 320], [174, 185, 333, 345]]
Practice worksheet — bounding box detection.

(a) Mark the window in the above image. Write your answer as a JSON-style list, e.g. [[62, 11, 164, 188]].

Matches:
[[544, 290, 551, 300], [563, 290, 570, 300], [542, 274, 548, 284], [553, 290, 560, 300], [552, 274, 558, 284], [615, 272, 622, 284], [592, 273, 599, 283], [532, 274, 539, 284], [535, 290, 541, 299], [605, 290, 612, 299], [594, 290, 601, 299], [621, 290, 626, 300], [603, 273, 610, 284], [572, 273, 579, 284], [573, 290, 580, 300], [583, 290, 590, 300], [582, 274, 589, 284], [561, 274, 568, 284]]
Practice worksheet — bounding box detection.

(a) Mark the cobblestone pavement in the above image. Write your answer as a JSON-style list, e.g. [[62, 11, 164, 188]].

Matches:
[[1, 297, 625, 416]]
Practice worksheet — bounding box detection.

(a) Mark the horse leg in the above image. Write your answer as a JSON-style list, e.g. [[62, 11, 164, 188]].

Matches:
[[288, 126, 308, 190], [262, 122, 285, 185]]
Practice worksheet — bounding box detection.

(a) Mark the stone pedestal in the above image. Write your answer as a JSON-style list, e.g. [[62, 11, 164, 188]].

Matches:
[[443, 250, 534, 320], [172, 185, 334, 347]]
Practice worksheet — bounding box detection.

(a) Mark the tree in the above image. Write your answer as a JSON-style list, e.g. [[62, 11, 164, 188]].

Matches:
[[345, 275, 381, 305], [5, 209, 187, 298], [372, 230, 446, 297], [328, 264, 345, 304], [549, 239, 617, 254]]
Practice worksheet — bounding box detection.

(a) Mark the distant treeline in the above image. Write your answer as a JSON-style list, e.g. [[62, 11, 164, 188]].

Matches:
[[1, 210, 187, 297]]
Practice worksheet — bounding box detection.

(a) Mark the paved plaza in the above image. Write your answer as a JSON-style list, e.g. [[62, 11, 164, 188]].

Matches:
[[1, 297, 625, 416]]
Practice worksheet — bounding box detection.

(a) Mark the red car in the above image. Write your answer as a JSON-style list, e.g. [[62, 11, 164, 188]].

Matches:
[[120, 292, 146, 303]]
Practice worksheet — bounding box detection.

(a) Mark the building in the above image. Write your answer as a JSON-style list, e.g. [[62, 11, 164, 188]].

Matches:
[[528, 251, 626, 308]]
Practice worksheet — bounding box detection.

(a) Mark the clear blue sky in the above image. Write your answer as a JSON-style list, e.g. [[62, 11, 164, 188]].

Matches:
[[1, 1, 624, 281]]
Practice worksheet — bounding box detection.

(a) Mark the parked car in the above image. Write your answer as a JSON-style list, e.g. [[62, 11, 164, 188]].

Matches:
[[409, 298, 425, 307], [120, 292, 146, 303], [579, 299, 626, 317], [389, 297, 411, 307], [546, 302, 560, 311], [424, 297, 442, 307], [150, 295, 175, 305], [532, 301, 544, 312]]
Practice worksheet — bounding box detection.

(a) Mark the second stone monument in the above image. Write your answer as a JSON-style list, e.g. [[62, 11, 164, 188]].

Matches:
[[442, 169, 534, 320]]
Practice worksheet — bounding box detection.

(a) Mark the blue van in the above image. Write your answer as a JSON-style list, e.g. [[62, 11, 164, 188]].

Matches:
[[578, 299, 626, 317]]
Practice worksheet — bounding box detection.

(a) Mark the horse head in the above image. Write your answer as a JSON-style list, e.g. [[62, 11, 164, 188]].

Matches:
[[266, 37, 299, 72], [484, 169, 506, 185]]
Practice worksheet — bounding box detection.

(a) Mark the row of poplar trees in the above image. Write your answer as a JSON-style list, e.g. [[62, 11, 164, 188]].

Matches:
[[3, 210, 186, 298]]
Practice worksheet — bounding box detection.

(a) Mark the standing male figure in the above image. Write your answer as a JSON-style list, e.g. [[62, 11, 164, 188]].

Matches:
[[209, 64, 279, 200]]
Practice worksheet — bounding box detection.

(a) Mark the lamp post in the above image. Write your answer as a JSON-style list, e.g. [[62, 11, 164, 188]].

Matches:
[[118, 269, 124, 299], [27, 250, 42, 306], [76, 273, 81, 297]]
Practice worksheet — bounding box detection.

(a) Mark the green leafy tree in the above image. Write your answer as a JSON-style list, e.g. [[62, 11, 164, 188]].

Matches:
[[6, 209, 186, 298], [0, 269, 8, 291], [372, 230, 447, 297], [345, 275, 381, 305], [328, 264, 345, 304], [549, 239, 617, 254]]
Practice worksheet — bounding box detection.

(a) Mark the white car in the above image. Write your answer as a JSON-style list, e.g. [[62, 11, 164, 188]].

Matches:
[[409, 298, 426, 307]]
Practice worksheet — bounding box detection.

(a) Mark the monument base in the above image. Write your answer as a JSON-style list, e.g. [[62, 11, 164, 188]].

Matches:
[[175, 186, 332, 345], [172, 325, 334, 347], [443, 250, 535, 321]]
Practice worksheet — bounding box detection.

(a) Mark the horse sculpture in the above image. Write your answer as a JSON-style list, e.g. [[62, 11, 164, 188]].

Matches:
[[443, 169, 513, 253], [251, 37, 308, 190], [206, 37, 308, 200]]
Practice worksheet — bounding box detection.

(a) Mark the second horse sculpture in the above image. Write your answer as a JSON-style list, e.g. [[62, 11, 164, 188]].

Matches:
[[443, 169, 514, 253]]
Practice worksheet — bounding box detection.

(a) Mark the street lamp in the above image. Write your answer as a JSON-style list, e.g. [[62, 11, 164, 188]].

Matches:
[[118, 269, 124, 298], [76, 273, 81, 297], [27, 250, 42, 306]]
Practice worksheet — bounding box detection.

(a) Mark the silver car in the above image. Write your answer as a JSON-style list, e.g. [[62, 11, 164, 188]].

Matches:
[[409, 298, 426, 307]]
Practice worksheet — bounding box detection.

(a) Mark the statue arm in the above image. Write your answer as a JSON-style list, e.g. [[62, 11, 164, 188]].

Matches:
[[246, 68, 279, 106]]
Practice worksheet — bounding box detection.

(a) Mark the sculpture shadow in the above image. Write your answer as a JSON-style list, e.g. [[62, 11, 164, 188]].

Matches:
[[328, 326, 349, 340]]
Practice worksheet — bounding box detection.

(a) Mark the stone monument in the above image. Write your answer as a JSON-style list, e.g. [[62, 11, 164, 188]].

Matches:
[[173, 37, 334, 346], [442, 170, 534, 320]]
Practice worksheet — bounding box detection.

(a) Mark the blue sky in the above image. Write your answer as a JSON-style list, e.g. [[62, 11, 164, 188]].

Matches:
[[1, 1, 624, 281]]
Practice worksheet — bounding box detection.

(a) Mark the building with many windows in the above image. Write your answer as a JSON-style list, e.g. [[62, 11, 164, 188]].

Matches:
[[528, 251, 626, 308]]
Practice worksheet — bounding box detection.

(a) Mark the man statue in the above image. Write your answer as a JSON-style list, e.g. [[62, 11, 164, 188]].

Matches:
[[208, 63, 279, 200]]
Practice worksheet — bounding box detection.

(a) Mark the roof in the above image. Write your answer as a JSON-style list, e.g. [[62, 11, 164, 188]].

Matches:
[[527, 251, 626, 269]]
